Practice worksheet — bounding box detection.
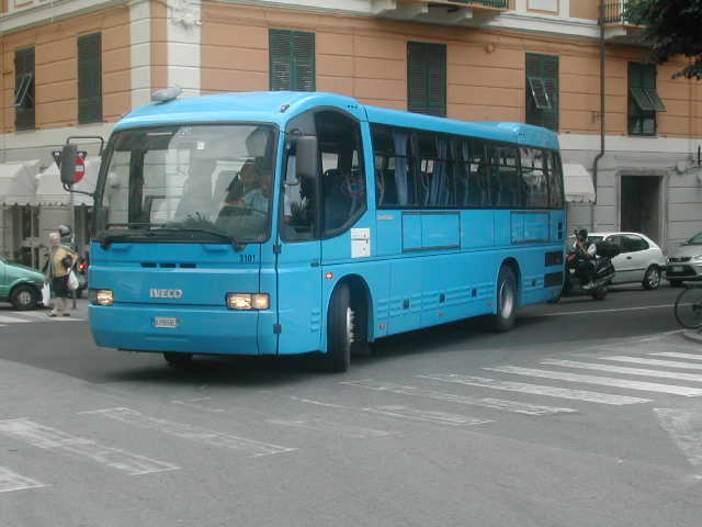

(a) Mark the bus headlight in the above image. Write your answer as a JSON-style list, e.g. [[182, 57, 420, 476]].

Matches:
[[90, 289, 114, 306], [226, 293, 269, 310]]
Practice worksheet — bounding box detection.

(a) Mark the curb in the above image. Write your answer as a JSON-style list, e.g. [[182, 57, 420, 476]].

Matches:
[[681, 330, 702, 344]]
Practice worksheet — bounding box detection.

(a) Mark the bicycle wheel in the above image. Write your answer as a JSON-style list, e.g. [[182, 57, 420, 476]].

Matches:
[[674, 286, 702, 329]]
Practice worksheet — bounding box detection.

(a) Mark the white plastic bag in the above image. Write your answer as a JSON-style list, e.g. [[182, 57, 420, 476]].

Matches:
[[67, 270, 79, 291], [41, 283, 51, 306]]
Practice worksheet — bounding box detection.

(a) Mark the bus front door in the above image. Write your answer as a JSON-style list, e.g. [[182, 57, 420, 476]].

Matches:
[[275, 238, 322, 356]]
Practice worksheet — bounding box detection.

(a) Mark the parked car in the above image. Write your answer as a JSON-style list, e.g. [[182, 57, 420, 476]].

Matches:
[[0, 256, 45, 310], [664, 231, 702, 286], [586, 232, 666, 289]]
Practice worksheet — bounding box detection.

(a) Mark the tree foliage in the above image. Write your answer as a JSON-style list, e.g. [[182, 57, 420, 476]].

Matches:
[[625, 0, 702, 80]]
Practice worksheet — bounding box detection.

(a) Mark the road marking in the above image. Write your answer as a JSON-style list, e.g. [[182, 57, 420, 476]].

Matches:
[[651, 352, 702, 362], [542, 359, 702, 383], [82, 407, 295, 457], [0, 419, 178, 476], [0, 315, 31, 324], [0, 466, 46, 493], [655, 408, 702, 467], [340, 380, 576, 416], [267, 417, 392, 439], [275, 394, 491, 427], [602, 356, 702, 371], [418, 373, 652, 406], [486, 366, 702, 397], [171, 397, 225, 413], [542, 304, 673, 317]]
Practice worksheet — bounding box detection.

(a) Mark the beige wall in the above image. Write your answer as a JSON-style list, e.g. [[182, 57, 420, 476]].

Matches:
[[570, 0, 599, 21], [200, 2, 701, 140], [0, 6, 130, 133]]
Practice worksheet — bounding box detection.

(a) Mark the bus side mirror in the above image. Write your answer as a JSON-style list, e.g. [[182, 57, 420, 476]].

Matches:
[[294, 136, 318, 182], [59, 143, 77, 185]]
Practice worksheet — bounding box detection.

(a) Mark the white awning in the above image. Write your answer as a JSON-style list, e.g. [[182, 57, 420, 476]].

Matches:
[[0, 160, 40, 205], [563, 163, 595, 203], [35, 160, 99, 206]]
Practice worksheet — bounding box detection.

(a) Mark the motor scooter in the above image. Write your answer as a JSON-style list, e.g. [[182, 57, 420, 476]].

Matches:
[[551, 239, 619, 302]]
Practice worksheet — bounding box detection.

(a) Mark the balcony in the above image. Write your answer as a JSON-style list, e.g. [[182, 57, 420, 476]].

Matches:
[[600, 1, 647, 44], [372, 0, 510, 25]]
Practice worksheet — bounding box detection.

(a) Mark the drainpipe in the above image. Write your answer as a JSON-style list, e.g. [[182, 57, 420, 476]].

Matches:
[[592, 0, 607, 230]]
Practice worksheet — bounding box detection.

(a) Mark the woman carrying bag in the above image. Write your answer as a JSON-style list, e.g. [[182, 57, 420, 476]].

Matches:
[[44, 232, 78, 317]]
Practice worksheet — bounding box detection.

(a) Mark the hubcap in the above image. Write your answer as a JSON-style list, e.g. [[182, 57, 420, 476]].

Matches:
[[647, 269, 660, 288], [17, 290, 31, 306], [499, 281, 514, 319]]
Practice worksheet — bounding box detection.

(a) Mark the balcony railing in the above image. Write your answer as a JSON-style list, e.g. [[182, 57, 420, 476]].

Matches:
[[601, 0, 648, 25], [426, 0, 510, 8]]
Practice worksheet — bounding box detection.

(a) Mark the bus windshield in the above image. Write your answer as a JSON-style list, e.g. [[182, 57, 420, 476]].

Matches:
[[95, 124, 276, 245]]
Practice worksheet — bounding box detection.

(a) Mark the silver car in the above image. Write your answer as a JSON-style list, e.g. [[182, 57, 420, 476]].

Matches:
[[588, 232, 666, 289], [665, 232, 702, 286]]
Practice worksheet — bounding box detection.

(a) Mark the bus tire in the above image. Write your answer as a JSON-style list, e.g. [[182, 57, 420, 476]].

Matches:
[[163, 352, 193, 368], [492, 266, 517, 332], [323, 283, 352, 373]]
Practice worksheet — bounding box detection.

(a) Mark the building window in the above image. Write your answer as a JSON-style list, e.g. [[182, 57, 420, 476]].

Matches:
[[628, 62, 665, 136], [526, 53, 558, 131], [14, 47, 35, 131], [407, 42, 446, 117], [269, 29, 315, 91], [78, 32, 102, 124]]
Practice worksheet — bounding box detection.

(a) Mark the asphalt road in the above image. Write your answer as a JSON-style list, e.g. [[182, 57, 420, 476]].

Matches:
[[1, 284, 701, 527]]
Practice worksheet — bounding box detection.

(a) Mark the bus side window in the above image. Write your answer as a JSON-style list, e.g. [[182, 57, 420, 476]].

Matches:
[[547, 151, 564, 208], [520, 147, 548, 208]]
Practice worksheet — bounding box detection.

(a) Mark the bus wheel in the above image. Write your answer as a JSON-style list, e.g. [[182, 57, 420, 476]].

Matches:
[[163, 352, 193, 368], [324, 283, 352, 373], [493, 266, 517, 332]]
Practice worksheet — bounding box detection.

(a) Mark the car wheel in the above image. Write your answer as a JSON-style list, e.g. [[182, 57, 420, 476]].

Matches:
[[10, 284, 39, 311], [642, 266, 661, 290]]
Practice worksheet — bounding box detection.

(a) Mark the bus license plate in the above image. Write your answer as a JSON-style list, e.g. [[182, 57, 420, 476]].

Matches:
[[154, 316, 179, 328]]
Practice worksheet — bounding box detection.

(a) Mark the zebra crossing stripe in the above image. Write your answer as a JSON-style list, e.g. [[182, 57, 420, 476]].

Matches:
[[542, 359, 702, 383], [340, 380, 576, 416], [0, 419, 178, 476], [0, 466, 46, 493], [82, 407, 295, 457], [651, 352, 702, 362], [486, 366, 702, 397], [418, 373, 652, 406], [267, 417, 392, 438], [602, 356, 702, 371], [0, 315, 31, 324]]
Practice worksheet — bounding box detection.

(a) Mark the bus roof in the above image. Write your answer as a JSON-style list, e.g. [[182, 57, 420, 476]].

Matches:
[[115, 91, 559, 150]]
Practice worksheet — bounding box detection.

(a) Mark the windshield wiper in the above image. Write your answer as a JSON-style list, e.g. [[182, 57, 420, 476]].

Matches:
[[151, 227, 246, 251]]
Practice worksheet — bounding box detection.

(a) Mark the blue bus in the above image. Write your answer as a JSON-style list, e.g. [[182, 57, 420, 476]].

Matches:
[[59, 91, 565, 372]]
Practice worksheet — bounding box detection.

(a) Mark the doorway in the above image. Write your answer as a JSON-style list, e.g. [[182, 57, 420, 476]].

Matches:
[[620, 175, 662, 244]]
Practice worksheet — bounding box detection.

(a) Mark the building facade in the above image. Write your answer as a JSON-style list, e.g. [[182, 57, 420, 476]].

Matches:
[[0, 0, 700, 265]]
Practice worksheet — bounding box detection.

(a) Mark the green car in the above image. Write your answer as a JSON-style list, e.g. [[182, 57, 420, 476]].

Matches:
[[0, 256, 45, 310]]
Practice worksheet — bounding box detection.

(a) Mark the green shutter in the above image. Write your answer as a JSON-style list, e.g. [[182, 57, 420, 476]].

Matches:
[[526, 53, 559, 131], [408, 42, 446, 117], [78, 33, 102, 124], [14, 47, 35, 131], [269, 29, 315, 92]]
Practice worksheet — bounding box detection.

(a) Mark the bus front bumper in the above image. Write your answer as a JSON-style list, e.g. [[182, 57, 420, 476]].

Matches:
[[89, 304, 276, 356]]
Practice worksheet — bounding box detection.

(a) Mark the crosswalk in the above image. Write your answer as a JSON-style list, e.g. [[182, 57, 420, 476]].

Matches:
[[3, 335, 702, 493], [0, 310, 84, 327]]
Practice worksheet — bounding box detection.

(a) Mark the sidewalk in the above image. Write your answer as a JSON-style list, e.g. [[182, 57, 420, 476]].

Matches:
[[681, 329, 702, 344], [43, 297, 89, 318]]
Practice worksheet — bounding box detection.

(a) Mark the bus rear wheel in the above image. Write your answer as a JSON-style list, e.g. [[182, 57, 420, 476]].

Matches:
[[492, 266, 517, 332], [323, 283, 352, 373]]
